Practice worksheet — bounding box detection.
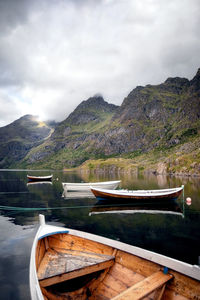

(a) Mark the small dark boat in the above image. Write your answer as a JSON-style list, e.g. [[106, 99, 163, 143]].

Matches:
[[30, 214, 200, 300], [90, 185, 184, 202], [27, 175, 53, 182]]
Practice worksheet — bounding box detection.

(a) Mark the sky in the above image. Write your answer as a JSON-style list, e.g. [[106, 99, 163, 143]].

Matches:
[[0, 0, 200, 127]]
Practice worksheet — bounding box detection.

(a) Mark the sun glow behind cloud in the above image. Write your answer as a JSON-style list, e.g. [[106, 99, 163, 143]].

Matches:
[[0, 0, 200, 127]]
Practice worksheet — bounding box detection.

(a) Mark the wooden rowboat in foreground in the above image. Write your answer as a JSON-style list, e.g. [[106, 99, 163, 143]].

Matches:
[[62, 180, 121, 192], [30, 214, 200, 300], [90, 185, 184, 201], [27, 175, 53, 182]]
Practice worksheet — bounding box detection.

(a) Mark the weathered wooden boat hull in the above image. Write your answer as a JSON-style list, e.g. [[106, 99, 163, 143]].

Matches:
[[91, 186, 184, 201], [27, 175, 53, 182], [30, 214, 200, 300], [62, 180, 121, 192]]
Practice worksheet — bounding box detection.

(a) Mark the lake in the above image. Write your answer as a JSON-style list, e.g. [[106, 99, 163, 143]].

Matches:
[[0, 170, 200, 300]]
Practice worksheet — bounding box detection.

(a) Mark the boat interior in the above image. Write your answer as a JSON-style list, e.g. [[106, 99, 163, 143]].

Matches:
[[36, 233, 199, 300]]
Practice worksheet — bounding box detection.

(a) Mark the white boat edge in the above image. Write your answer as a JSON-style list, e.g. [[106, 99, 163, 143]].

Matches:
[[30, 215, 69, 300], [27, 175, 53, 180], [30, 214, 200, 300], [62, 180, 121, 191]]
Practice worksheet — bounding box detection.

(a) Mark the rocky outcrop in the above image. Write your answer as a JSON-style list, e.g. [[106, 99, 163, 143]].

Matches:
[[66, 96, 117, 125]]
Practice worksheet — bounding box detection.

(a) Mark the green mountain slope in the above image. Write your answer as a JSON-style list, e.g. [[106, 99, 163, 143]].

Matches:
[[0, 115, 54, 168], [20, 96, 118, 168]]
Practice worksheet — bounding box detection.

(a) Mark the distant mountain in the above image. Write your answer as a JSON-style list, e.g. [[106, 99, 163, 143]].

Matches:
[[0, 115, 54, 168], [21, 96, 118, 167], [1, 68, 200, 171]]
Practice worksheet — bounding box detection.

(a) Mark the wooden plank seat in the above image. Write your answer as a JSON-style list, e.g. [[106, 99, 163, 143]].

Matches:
[[111, 270, 173, 300], [38, 249, 115, 288]]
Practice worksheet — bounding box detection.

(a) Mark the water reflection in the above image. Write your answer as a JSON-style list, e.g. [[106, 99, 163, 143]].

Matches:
[[0, 216, 35, 300], [62, 190, 95, 199], [27, 181, 52, 187], [0, 168, 200, 298], [89, 199, 184, 217]]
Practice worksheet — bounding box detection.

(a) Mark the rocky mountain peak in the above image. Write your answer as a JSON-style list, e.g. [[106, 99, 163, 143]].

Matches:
[[78, 95, 117, 112], [161, 77, 190, 94], [64, 96, 118, 126], [164, 77, 189, 86]]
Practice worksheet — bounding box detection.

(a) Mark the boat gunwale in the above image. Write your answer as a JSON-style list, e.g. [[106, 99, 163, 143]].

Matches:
[[27, 175, 53, 180], [33, 220, 200, 282], [62, 180, 121, 187], [90, 186, 184, 199]]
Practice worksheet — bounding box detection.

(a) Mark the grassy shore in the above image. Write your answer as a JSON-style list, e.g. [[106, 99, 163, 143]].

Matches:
[[63, 136, 200, 177]]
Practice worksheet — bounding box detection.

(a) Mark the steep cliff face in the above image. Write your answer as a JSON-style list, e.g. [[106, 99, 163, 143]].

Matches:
[[0, 115, 53, 167], [1, 68, 200, 169], [99, 70, 200, 154]]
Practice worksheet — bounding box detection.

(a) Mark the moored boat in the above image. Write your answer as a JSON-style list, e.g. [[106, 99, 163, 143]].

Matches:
[[27, 175, 53, 182], [90, 185, 184, 201], [62, 180, 121, 192], [30, 214, 200, 300]]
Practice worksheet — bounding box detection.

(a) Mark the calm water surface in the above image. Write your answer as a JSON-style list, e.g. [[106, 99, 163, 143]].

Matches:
[[0, 170, 200, 300]]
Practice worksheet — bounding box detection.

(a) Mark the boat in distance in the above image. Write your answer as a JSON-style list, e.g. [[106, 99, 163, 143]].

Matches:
[[27, 174, 53, 182], [62, 180, 121, 192], [90, 185, 184, 201], [30, 214, 200, 300]]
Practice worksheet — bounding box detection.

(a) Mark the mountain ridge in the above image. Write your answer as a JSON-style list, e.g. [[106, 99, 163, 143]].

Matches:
[[0, 68, 200, 174]]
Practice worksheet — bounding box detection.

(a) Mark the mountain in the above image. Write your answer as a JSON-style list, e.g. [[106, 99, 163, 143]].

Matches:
[[0, 115, 54, 168], [105, 72, 199, 153], [1, 68, 200, 172], [21, 96, 118, 168]]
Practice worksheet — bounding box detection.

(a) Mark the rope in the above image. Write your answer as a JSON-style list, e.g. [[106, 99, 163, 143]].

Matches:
[[0, 204, 92, 212], [0, 202, 150, 212], [0, 191, 29, 194], [0, 204, 199, 214]]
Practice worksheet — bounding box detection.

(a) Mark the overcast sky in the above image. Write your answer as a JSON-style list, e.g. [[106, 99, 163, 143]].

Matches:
[[0, 0, 199, 127]]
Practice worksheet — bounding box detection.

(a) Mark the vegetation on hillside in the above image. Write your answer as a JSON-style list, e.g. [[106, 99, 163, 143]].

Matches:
[[1, 69, 200, 176]]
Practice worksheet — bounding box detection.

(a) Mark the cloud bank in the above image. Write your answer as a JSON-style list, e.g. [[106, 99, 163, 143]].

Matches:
[[0, 0, 200, 126]]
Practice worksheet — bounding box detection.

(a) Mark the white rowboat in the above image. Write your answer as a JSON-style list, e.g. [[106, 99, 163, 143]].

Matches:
[[90, 185, 184, 201], [62, 180, 120, 192]]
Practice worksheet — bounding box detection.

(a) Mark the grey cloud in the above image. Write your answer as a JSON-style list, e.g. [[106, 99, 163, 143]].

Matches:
[[0, 0, 32, 34], [0, 0, 199, 126]]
